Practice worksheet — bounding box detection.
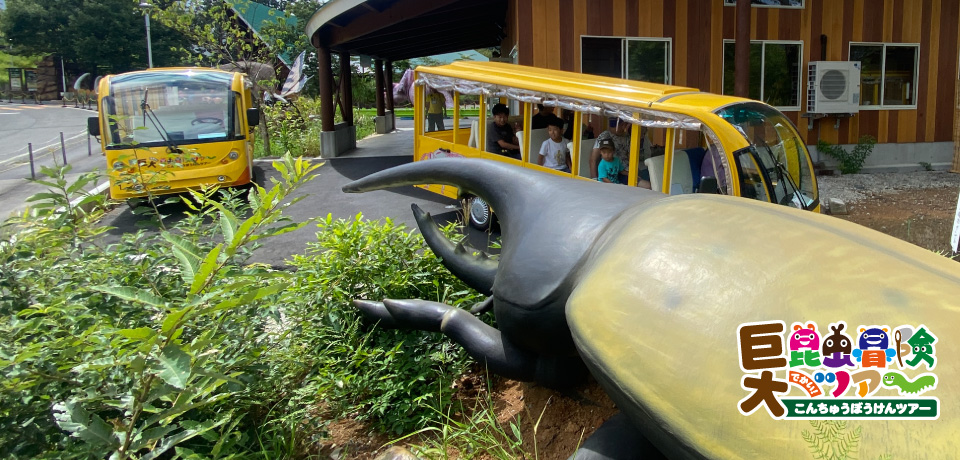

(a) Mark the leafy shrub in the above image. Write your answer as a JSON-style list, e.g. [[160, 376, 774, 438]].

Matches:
[[272, 215, 486, 437], [817, 135, 877, 174], [0, 155, 320, 459], [2, 155, 490, 457], [256, 98, 377, 159]]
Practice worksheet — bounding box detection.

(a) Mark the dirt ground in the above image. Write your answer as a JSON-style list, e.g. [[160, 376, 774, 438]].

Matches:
[[318, 185, 960, 459], [831, 185, 960, 255]]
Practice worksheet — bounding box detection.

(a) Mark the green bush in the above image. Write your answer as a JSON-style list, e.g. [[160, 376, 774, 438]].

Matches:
[[270, 215, 486, 437], [0, 155, 320, 459], [817, 135, 877, 174], [256, 98, 377, 159], [1, 156, 490, 457]]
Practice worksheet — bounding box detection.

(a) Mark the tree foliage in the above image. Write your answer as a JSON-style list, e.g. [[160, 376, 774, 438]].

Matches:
[[0, 0, 189, 73]]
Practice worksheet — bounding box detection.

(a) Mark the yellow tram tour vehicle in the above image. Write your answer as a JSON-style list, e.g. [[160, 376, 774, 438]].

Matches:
[[411, 61, 819, 230]]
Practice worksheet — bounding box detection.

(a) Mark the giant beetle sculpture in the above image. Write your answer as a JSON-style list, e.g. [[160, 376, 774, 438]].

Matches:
[[343, 158, 960, 459]]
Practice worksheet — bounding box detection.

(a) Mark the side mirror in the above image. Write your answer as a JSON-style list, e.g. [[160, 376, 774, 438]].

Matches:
[[246, 107, 260, 127], [87, 116, 100, 136]]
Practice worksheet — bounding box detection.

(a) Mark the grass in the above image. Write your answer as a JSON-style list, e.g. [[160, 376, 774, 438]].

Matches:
[[390, 379, 528, 460]]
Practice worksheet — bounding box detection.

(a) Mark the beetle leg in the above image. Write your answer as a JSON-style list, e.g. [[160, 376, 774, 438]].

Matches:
[[567, 412, 666, 460], [469, 296, 494, 314], [353, 298, 587, 385]]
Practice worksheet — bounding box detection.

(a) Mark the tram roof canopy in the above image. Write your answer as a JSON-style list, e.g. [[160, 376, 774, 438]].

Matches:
[[306, 0, 508, 61]]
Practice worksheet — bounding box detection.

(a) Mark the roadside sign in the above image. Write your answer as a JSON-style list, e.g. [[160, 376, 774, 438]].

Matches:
[[24, 70, 37, 92], [8, 68, 23, 92]]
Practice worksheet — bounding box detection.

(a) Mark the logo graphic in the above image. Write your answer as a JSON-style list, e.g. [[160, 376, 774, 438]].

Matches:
[[737, 321, 939, 420]]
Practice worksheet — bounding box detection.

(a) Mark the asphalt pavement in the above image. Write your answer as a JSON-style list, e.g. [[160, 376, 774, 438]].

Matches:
[[94, 117, 498, 267], [0, 102, 102, 220]]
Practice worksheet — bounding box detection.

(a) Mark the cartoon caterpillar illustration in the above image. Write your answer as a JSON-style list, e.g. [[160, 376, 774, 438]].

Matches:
[[882, 372, 937, 396]]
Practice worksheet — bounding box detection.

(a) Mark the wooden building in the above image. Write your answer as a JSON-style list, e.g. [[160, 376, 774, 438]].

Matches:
[[309, 0, 960, 170]]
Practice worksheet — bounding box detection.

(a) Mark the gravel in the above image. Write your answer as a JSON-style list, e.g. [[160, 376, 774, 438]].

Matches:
[[817, 171, 960, 205]]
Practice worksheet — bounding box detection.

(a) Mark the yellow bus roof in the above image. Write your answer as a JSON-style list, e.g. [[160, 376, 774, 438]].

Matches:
[[415, 61, 753, 113], [105, 67, 239, 78]]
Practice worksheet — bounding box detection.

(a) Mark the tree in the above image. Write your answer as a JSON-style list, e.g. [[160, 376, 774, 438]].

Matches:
[[154, 0, 303, 157], [0, 0, 189, 75]]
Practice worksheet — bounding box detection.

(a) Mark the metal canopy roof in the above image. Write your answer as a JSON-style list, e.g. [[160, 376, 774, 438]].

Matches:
[[306, 0, 507, 61]]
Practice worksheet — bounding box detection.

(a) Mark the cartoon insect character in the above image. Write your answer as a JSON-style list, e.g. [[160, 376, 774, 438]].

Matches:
[[821, 322, 855, 369], [853, 326, 896, 368], [789, 322, 821, 367], [882, 371, 937, 396]]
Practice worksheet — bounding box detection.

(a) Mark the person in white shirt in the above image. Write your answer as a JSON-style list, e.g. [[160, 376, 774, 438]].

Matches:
[[538, 117, 572, 173]]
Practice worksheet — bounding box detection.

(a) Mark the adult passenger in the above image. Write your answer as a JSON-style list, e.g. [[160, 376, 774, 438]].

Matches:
[[486, 103, 521, 160], [426, 89, 446, 132], [531, 104, 562, 130]]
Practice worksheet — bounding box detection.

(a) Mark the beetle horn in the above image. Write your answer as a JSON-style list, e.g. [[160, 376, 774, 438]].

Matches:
[[411, 203, 497, 295], [343, 158, 662, 305]]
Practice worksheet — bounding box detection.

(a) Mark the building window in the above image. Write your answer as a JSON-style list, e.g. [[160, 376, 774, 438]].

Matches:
[[722, 40, 802, 111], [581, 36, 671, 84], [723, 0, 804, 8], [849, 43, 919, 108]]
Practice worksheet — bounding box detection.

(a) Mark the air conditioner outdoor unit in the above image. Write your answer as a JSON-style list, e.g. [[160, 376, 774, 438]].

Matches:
[[807, 61, 861, 114]]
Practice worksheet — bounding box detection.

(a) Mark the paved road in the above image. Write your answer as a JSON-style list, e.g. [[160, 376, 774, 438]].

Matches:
[[0, 103, 103, 219], [97, 155, 500, 267]]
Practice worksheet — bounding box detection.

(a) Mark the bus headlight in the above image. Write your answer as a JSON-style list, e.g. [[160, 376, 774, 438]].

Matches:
[[112, 161, 124, 170], [217, 175, 226, 182], [228, 150, 239, 160]]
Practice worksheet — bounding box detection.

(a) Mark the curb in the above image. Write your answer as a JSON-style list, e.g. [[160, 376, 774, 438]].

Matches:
[[56, 181, 112, 215]]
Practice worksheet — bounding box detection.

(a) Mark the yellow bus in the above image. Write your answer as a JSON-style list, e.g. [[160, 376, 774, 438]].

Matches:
[[87, 68, 260, 200], [412, 62, 819, 229]]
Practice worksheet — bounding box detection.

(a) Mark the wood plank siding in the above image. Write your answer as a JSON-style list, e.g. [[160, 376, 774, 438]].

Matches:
[[509, 0, 960, 145]]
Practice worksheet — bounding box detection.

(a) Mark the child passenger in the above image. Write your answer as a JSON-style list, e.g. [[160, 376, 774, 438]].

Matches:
[[596, 138, 625, 184], [538, 117, 572, 173]]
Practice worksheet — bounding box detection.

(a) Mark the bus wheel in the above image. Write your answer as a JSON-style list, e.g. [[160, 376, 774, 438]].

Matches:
[[468, 196, 492, 231]]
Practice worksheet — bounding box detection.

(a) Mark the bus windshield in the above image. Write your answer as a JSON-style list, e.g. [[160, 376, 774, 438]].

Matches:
[[716, 102, 817, 210], [104, 71, 239, 148]]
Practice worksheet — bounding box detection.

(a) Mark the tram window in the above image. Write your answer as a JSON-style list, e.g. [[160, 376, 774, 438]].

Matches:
[[525, 104, 555, 166], [735, 149, 770, 202], [700, 135, 729, 195], [484, 97, 522, 160], [458, 92, 481, 148], [636, 126, 667, 189], [588, 117, 640, 184], [666, 129, 707, 196]]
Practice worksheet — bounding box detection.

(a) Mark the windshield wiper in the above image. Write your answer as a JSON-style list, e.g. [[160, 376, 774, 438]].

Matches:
[[141, 89, 182, 153], [759, 142, 808, 209]]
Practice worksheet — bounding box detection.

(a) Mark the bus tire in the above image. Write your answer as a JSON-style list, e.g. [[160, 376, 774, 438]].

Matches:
[[251, 164, 266, 188], [467, 196, 492, 231]]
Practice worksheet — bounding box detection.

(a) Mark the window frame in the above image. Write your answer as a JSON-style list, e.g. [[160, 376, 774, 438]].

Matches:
[[722, 0, 805, 9], [848, 42, 921, 110], [580, 35, 674, 85], [721, 39, 804, 112]]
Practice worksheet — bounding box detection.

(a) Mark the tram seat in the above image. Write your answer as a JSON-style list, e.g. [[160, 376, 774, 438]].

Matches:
[[467, 120, 480, 149], [570, 138, 597, 178], [645, 150, 694, 195], [517, 128, 550, 163]]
